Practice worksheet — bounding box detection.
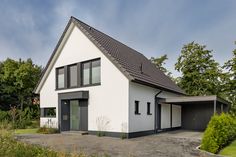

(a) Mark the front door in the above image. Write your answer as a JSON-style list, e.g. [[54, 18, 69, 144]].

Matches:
[[70, 100, 79, 130]]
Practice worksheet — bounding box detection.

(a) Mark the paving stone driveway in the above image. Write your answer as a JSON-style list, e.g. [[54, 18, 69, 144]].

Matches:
[[16, 130, 211, 157]]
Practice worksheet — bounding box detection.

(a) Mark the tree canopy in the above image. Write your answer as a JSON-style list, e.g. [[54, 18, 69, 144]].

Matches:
[[175, 42, 222, 96], [150, 54, 172, 77], [0, 58, 41, 110]]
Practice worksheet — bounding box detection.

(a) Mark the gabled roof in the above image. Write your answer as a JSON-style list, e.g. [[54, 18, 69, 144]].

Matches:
[[35, 16, 184, 94]]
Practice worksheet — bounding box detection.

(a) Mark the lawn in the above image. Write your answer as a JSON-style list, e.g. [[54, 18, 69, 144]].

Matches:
[[15, 128, 38, 134], [220, 140, 236, 157]]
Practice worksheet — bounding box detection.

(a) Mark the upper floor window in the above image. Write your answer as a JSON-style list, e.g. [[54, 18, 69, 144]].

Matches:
[[69, 64, 78, 87], [57, 67, 65, 89], [82, 59, 101, 86]]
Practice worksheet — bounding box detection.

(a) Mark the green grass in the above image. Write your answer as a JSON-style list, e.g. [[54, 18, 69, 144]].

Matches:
[[220, 140, 236, 157], [15, 128, 38, 134]]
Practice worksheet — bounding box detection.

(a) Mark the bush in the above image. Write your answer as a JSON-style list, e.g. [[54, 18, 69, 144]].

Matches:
[[201, 113, 236, 154], [37, 126, 59, 134], [0, 110, 9, 121]]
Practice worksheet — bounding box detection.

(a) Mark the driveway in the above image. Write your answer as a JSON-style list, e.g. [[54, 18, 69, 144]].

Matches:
[[16, 130, 209, 157]]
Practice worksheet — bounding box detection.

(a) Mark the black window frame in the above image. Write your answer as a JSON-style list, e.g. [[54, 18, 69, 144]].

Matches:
[[56, 67, 66, 89], [68, 64, 78, 88], [135, 100, 141, 115], [41, 107, 56, 118], [81, 58, 101, 87], [147, 102, 152, 115]]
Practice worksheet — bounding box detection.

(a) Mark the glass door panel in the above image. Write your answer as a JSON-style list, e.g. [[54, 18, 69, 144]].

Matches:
[[70, 100, 79, 130]]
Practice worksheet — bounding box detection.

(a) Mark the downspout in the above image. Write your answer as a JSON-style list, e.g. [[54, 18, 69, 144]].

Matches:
[[154, 90, 163, 133], [213, 100, 216, 114]]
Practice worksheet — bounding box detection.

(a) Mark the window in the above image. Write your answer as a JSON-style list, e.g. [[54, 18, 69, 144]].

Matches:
[[57, 67, 65, 89], [135, 101, 140, 115], [82, 59, 101, 86], [147, 102, 152, 115], [41, 108, 56, 117], [92, 60, 101, 84], [69, 64, 78, 87]]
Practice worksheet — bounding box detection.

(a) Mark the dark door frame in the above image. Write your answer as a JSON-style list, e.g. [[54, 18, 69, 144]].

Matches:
[[58, 91, 89, 132]]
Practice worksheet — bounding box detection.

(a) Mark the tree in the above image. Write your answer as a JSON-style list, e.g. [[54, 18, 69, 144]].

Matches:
[[150, 54, 172, 77], [0, 58, 41, 111], [223, 42, 236, 116], [175, 42, 222, 96]]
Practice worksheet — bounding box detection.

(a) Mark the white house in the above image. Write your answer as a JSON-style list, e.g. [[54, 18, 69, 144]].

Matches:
[[35, 17, 229, 138]]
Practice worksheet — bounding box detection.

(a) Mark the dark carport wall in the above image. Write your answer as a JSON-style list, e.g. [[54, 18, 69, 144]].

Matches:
[[161, 95, 230, 131]]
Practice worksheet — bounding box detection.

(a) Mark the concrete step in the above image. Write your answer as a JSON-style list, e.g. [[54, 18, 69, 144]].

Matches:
[[61, 131, 88, 135]]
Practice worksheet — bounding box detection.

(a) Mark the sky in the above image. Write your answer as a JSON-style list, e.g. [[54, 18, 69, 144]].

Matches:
[[0, 0, 236, 76]]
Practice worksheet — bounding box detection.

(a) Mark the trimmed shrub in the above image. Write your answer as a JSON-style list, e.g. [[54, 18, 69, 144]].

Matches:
[[201, 113, 236, 154]]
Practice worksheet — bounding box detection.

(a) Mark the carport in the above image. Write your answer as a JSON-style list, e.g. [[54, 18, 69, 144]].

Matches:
[[160, 95, 230, 131]]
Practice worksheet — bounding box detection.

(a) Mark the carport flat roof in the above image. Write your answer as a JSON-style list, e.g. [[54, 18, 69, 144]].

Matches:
[[161, 95, 230, 106]]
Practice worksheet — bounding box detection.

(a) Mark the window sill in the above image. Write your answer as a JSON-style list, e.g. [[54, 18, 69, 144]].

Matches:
[[55, 83, 101, 91], [147, 113, 152, 115], [135, 113, 141, 115]]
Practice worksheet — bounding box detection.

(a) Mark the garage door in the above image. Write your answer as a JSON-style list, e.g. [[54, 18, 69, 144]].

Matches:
[[160, 104, 181, 130]]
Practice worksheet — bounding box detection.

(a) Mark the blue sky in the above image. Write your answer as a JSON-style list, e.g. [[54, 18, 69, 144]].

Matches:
[[0, 0, 236, 76]]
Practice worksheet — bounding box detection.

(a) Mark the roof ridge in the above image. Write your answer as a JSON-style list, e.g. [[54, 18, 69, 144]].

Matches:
[[71, 16, 145, 57]]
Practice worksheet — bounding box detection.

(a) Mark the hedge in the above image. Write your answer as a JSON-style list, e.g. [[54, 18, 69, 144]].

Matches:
[[201, 113, 236, 154]]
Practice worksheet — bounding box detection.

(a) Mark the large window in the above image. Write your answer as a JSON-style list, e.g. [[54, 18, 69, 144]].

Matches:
[[41, 108, 56, 117], [82, 59, 100, 86], [69, 64, 78, 87], [57, 67, 65, 89]]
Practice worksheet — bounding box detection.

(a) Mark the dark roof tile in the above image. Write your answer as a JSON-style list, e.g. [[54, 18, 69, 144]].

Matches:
[[72, 17, 184, 94]]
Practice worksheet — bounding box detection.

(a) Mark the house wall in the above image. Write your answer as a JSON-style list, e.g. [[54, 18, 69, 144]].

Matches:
[[128, 82, 182, 133], [40, 25, 129, 133]]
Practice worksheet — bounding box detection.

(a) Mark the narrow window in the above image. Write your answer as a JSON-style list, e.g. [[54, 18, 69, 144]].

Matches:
[[135, 101, 140, 115], [69, 64, 78, 87], [41, 108, 56, 117], [92, 60, 101, 84], [57, 67, 65, 89], [82, 62, 90, 85], [147, 102, 152, 115]]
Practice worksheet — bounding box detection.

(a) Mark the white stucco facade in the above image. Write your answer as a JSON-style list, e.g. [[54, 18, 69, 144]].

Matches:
[[128, 82, 182, 132], [39, 21, 183, 135], [40, 25, 129, 133]]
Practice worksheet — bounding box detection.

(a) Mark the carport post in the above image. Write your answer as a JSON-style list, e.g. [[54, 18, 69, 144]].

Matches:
[[213, 100, 216, 114]]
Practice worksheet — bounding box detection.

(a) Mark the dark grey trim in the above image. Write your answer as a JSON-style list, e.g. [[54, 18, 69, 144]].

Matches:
[[154, 91, 163, 133], [88, 130, 155, 138], [128, 130, 155, 138], [88, 131, 127, 138], [170, 104, 172, 128], [77, 63, 81, 87], [58, 91, 89, 100], [64, 66, 68, 88], [158, 127, 181, 132]]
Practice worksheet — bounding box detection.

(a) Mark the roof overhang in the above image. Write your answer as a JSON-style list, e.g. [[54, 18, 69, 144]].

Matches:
[[160, 95, 230, 106]]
